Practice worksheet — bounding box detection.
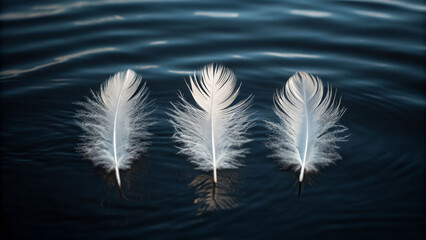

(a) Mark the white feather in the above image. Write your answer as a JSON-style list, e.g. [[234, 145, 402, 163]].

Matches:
[[169, 64, 253, 183], [266, 72, 347, 183], [76, 69, 152, 190]]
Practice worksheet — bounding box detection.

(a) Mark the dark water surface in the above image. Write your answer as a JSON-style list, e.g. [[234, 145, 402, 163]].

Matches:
[[1, 0, 425, 239]]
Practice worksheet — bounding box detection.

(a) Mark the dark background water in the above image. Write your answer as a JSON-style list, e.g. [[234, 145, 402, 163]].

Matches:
[[1, 0, 425, 239]]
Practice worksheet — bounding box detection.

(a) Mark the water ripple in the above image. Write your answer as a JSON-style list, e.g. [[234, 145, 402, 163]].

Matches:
[[0, 47, 115, 79], [349, 0, 426, 12], [0, 0, 166, 21], [0, 8, 65, 20], [150, 41, 168, 45], [290, 10, 331, 18], [194, 11, 239, 18], [134, 65, 159, 70], [354, 10, 393, 19], [261, 52, 322, 59], [74, 15, 124, 26], [168, 70, 194, 75]]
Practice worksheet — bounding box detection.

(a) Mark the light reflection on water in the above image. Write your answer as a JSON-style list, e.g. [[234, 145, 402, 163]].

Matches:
[[261, 52, 322, 59], [74, 15, 124, 26], [290, 10, 331, 18], [194, 11, 239, 18], [354, 10, 393, 19], [168, 70, 194, 75], [0, 47, 116, 79], [150, 41, 168, 45]]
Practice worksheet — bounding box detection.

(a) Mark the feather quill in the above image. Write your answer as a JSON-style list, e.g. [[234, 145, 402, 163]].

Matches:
[[169, 64, 253, 184], [76, 69, 152, 195], [266, 72, 347, 189]]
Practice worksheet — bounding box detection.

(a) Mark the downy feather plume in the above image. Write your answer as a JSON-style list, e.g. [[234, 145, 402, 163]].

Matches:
[[169, 64, 253, 184], [266, 72, 347, 189], [76, 69, 153, 195]]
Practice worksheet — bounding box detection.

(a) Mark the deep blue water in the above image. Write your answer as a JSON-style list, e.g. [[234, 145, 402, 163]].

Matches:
[[1, 0, 425, 239]]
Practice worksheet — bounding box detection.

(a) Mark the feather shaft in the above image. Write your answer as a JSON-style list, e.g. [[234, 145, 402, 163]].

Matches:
[[300, 85, 309, 182], [112, 73, 128, 188], [211, 107, 217, 183]]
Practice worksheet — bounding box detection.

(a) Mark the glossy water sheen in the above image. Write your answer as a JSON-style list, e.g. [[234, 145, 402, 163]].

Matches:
[[1, 0, 425, 239]]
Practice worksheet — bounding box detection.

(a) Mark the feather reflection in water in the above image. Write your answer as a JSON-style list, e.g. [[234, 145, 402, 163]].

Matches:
[[190, 171, 241, 215]]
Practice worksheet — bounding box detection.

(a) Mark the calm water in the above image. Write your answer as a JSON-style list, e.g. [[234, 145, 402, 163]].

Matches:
[[1, 0, 425, 239]]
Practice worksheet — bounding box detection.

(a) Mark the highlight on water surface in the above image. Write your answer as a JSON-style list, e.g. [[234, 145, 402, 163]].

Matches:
[[75, 69, 153, 197], [169, 63, 254, 184], [266, 72, 347, 195]]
